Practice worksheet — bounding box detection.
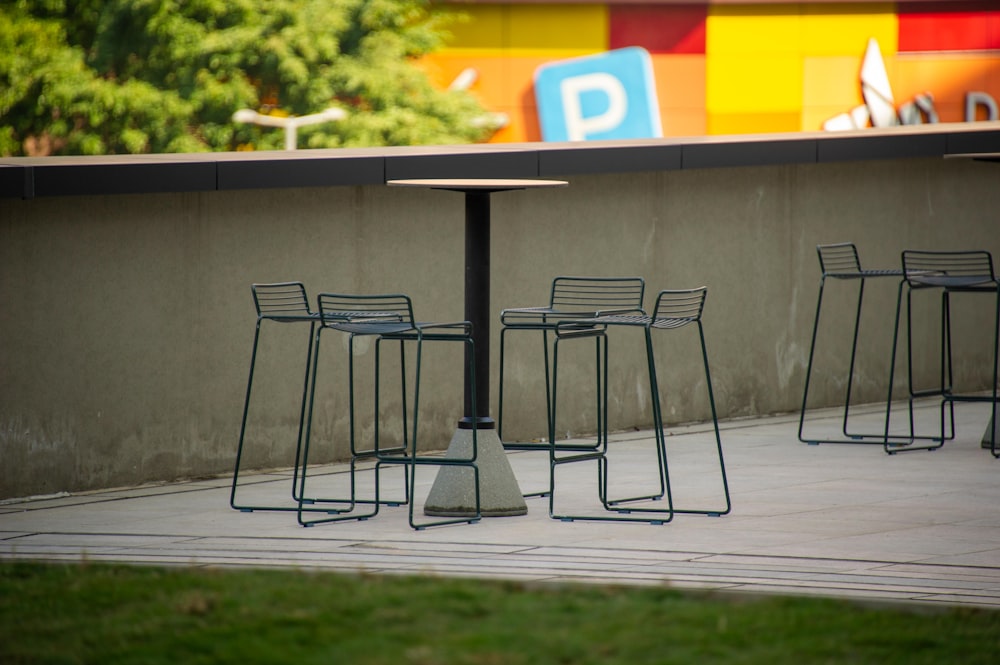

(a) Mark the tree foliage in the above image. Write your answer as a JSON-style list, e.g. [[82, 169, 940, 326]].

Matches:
[[0, 0, 492, 156]]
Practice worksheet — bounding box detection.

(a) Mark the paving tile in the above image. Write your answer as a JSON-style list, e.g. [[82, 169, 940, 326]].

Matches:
[[1, 401, 998, 608]]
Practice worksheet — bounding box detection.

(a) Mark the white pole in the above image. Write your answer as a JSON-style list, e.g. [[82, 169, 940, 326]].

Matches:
[[232, 107, 346, 150]]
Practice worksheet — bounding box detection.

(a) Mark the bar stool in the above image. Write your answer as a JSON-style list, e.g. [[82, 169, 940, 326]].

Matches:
[[884, 250, 999, 455], [231, 282, 347, 515], [498, 276, 645, 496], [798, 243, 913, 445], [547, 319, 673, 524], [298, 292, 481, 529], [572, 288, 730, 518]]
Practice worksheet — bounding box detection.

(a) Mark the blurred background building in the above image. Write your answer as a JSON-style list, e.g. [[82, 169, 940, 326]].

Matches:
[[420, 1, 1000, 142]]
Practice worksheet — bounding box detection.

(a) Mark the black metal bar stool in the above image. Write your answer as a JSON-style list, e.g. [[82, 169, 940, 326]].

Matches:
[[798, 243, 916, 445], [546, 318, 673, 524], [498, 276, 645, 497], [298, 293, 481, 529], [884, 250, 999, 455], [231, 282, 347, 515], [579, 288, 730, 518]]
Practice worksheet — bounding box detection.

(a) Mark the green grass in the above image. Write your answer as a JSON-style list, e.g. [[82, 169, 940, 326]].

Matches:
[[1, 561, 998, 664]]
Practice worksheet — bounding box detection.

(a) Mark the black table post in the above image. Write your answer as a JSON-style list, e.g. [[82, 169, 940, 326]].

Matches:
[[461, 190, 494, 429], [386, 178, 565, 518]]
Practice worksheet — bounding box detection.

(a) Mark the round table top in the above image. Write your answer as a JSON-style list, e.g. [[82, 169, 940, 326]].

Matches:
[[387, 178, 568, 191]]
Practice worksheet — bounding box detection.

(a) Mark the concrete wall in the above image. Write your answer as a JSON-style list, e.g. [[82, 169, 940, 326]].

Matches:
[[2, 156, 998, 498]]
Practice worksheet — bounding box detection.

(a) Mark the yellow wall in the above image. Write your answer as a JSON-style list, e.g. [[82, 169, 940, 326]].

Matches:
[[425, 3, 999, 142]]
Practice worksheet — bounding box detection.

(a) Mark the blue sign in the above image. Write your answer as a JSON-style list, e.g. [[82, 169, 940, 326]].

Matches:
[[534, 47, 662, 142]]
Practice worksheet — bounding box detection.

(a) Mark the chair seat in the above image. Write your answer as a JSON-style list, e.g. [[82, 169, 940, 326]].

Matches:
[[827, 268, 904, 279], [497, 276, 647, 498], [297, 292, 482, 529], [907, 274, 999, 289], [501, 306, 640, 326], [325, 322, 411, 334], [586, 314, 648, 326], [232, 282, 351, 516], [884, 249, 999, 455], [798, 243, 919, 446], [547, 286, 731, 522], [575, 314, 697, 331]]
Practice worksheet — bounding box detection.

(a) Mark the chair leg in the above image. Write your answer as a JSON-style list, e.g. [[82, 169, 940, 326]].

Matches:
[[529, 328, 556, 499], [665, 323, 731, 517], [799, 277, 905, 445], [935, 291, 957, 445], [231, 320, 344, 514], [548, 331, 671, 525], [838, 278, 897, 442], [543, 328, 554, 445], [798, 277, 826, 444], [498, 326, 555, 450], [290, 321, 317, 503], [942, 292, 957, 442], [886, 286, 951, 454], [701, 323, 732, 515], [498, 327, 509, 442], [499, 326, 556, 499], [297, 327, 381, 526], [645, 327, 673, 508], [368, 337, 408, 507], [991, 291, 1000, 458], [883, 281, 904, 452], [606, 329, 670, 506], [642, 324, 729, 517], [396, 333, 481, 530], [230, 320, 264, 512]]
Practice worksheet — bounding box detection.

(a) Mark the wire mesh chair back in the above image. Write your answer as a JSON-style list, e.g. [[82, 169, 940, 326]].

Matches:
[[647, 286, 730, 517], [817, 243, 862, 277], [498, 276, 644, 501], [799, 244, 912, 446], [302, 291, 482, 529], [232, 281, 322, 516], [651, 287, 707, 329], [316, 293, 415, 333], [884, 249, 999, 455], [548, 276, 646, 315], [902, 250, 996, 287], [252, 282, 315, 321], [544, 284, 730, 521]]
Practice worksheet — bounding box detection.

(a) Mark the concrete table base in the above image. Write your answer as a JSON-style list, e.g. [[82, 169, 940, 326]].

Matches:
[[424, 428, 528, 517], [981, 403, 1000, 449], [387, 179, 565, 520]]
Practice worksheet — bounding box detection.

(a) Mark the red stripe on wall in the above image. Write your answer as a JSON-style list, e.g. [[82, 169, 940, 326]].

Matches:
[[898, 1, 1000, 52], [609, 4, 707, 55]]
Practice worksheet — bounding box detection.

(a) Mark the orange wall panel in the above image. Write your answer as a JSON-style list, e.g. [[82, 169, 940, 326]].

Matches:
[[802, 56, 865, 109], [892, 56, 998, 101], [651, 54, 706, 136], [662, 110, 707, 137], [651, 55, 705, 110], [432, 1, 1000, 142], [892, 55, 1000, 123]]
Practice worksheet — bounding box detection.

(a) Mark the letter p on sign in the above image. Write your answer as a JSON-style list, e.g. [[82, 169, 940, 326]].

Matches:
[[535, 47, 662, 142]]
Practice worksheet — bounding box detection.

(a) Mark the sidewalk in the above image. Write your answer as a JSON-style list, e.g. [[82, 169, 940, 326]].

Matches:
[[2, 400, 999, 608]]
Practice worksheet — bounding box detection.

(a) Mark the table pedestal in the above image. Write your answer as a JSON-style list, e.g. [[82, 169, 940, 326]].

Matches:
[[424, 428, 527, 517], [982, 403, 999, 449], [425, 186, 528, 518], [387, 178, 566, 519]]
